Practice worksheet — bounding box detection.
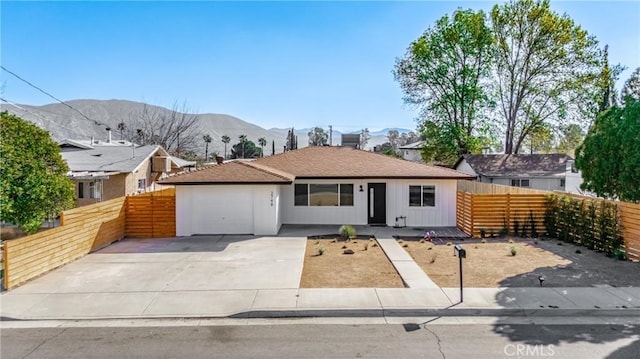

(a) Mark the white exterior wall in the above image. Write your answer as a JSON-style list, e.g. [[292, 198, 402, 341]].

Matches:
[[281, 179, 458, 227], [176, 184, 280, 236], [281, 179, 369, 225], [386, 179, 458, 227]]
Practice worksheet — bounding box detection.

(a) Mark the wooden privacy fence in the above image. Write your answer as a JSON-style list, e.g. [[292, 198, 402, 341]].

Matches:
[[125, 188, 176, 238], [3, 197, 126, 289], [3, 188, 176, 289], [456, 181, 640, 261], [456, 191, 547, 238]]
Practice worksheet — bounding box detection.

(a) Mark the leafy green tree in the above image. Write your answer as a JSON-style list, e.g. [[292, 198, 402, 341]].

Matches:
[[202, 134, 212, 161], [576, 100, 640, 202], [238, 134, 248, 158], [491, 0, 602, 154], [386, 130, 401, 153], [230, 139, 259, 159], [258, 137, 267, 157], [621, 67, 640, 103], [307, 127, 328, 146], [395, 9, 494, 162], [526, 123, 554, 154], [0, 112, 75, 233], [555, 124, 584, 157], [221, 135, 230, 159]]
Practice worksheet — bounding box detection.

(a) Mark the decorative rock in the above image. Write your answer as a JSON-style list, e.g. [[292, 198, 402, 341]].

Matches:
[[343, 249, 355, 255]]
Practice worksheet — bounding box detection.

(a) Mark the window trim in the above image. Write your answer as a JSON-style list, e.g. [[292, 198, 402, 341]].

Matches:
[[511, 179, 530, 188], [294, 183, 354, 207], [409, 185, 436, 207]]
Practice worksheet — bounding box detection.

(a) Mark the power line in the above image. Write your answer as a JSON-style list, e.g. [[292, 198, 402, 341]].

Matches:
[[0, 65, 108, 128]]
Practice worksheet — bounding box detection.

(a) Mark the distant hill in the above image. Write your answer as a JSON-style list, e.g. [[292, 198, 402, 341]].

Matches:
[[1, 99, 415, 154]]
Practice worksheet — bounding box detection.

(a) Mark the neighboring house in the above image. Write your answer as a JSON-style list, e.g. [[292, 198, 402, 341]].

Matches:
[[160, 146, 473, 236], [399, 141, 424, 163], [60, 138, 195, 207], [454, 154, 584, 193]]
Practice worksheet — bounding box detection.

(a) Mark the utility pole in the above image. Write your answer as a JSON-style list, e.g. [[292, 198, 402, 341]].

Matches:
[[329, 125, 333, 146]]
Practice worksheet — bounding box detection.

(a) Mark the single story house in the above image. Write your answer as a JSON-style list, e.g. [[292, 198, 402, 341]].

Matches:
[[60, 138, 195, 207], [454, 154, 584, 193], [160, 146, 474, 236], [399, 141, 425, 163]]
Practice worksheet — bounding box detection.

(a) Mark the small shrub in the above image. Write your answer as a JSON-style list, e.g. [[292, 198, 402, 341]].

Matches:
[[614, 248, 626, 261], [342, 245, 347, 249], [500, 216, 509, 237], [510, 246, 517, 256], [316, 246, 325, 256], [446, 241, 453, 246], [429, 254, 437, 264], [402, 243, 408, 248], [398, 240, 404, 244], [372, 243, 378, 247], [331, 239, 337, 243], [513, 218, 520, 237], [427, 246, 433, 250], [575, 249, 582, 254], [474, 245, 479, 249], [480, 228, 486, 238], [419, 239, 425, 244], [481, 239, 487, 244], [508, 238, 514, 244], [339, 225, 356, 241], [363, 243, 369, 251]]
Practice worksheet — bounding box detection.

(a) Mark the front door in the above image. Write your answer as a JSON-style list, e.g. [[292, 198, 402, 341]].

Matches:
[[367, 183, 386, 225]]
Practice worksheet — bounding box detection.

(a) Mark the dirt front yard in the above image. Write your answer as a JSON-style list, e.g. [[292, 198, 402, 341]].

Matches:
[[299, 238, 404, 288], [402, 239, 571, 287], [402, 237, 640, 287]]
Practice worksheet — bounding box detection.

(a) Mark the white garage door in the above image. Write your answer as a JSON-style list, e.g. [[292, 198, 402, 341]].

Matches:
[[190, 187, 253, 234]]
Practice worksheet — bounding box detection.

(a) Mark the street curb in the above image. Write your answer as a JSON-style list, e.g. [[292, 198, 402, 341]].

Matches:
[[230, 308, 640, 319], [2, 308, 640, 322]]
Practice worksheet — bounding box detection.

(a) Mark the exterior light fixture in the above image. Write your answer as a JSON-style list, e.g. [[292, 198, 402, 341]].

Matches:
[[538, 276, 545, 287], [359, 185, 364, 192]]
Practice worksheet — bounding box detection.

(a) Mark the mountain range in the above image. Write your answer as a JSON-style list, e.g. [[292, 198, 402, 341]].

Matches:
[[1, 99, 414, 155]]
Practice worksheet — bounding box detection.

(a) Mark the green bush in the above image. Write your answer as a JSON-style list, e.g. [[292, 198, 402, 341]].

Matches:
[[510, 246, 517, 256], [339, 225, 356, 240]]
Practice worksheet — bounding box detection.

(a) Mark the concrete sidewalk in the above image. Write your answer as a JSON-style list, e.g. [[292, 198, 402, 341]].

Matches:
[[2, 234, 640, 321], [2, 286, 640, 320]]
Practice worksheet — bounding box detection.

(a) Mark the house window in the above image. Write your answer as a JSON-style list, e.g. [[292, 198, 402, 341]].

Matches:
[[294, 184, 354, 206], [560, 179, 566, 187], [511, 179, 530, 187], [78, 182, 84, 198], [409, 185, 435, 207], [294, 184, 308, 206], [89, 182, 95, 198], [137, 179, 146, 192]]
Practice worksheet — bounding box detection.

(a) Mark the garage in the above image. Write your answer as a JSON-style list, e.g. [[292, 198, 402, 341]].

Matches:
[[187, 186, 254, 235]]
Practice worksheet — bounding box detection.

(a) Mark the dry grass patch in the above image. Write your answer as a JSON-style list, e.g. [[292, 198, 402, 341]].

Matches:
[[299, 239, 404, 288], [402, 240, 571, 287]]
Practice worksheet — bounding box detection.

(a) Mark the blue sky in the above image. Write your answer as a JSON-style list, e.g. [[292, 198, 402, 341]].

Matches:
[[1, 1, 638, 132]]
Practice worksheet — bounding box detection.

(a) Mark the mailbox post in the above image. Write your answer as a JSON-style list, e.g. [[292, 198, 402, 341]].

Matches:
[[454, 244, 466, 303]]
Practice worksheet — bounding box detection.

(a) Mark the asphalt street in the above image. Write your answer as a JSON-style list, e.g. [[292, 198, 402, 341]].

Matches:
[[2, 321, 639, 359]]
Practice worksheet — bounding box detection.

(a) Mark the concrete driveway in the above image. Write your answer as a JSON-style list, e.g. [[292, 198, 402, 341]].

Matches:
[[1, 235, 307, 319]]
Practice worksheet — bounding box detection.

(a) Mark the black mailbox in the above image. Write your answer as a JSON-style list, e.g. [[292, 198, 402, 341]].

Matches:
[[454, 244, 466, 258]]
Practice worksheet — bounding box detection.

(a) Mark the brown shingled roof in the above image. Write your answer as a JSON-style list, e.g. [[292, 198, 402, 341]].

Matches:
[[159, 161, 293, 185], [459, 154, 571, 177], [159, 147, 473, 185], [253, 146, 473, 179]]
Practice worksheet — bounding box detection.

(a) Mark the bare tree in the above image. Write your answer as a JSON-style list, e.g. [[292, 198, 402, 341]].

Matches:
[[359, 128, 371, 149], [124, 101, 201, 156]]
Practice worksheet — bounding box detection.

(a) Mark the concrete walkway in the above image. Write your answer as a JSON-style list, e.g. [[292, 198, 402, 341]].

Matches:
[[2, 234, 640, 321]]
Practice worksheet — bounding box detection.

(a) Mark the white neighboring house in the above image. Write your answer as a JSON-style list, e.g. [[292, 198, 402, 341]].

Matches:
[[454, 154, 584, 193], [160, 146, 474, 236], [399, 141, 425, 163], [60, 137, 195, 207]]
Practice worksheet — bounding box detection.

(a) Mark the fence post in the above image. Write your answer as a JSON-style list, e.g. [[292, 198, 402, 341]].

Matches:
[[506, 193, 511, 234], [469, 193, 475, 237]]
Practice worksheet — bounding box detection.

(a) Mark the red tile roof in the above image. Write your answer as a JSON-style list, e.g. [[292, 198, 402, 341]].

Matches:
[[160, 146, 473, 185]]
